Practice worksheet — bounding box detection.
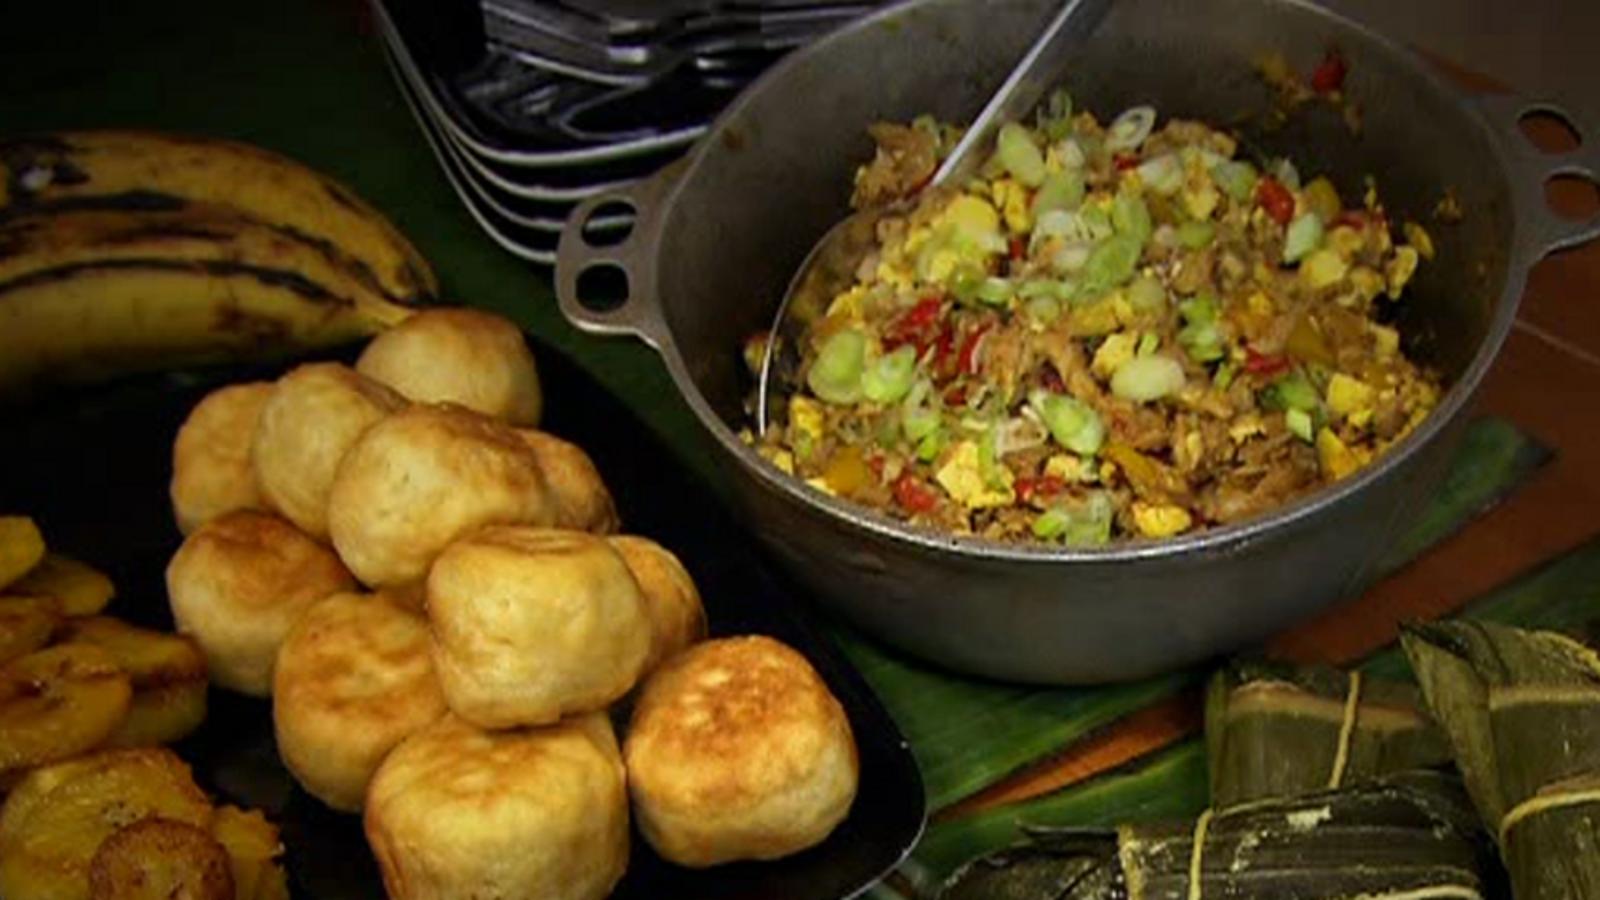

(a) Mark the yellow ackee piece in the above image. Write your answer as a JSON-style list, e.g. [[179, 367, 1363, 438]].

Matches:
[[788, 396, 825, 444], [935, 440, 1015, 509], [1133, 502, 1193, 538], [826, 285, 868, 320], [1044, 454, 1085, 482], [940, 194, 1001, 238], [1325, 373, 1375, 418], [1317, 428, 1366, 480], [1071, 300, 1122, 337], [1091, 332, 1139, 379], [1182, 180, 1220, 221], [760, 447, 796, 475], [0, 516, 46, 590], [805, 477, 837, 497], [1228, 415, 1265, 444], [1349, 266, 1384, 303], [1327, 225, 1365, 258], [1247, 291, 1275, 317], [1385, 246, 1419, 298], [1301, 249, 1349, 289], [990, 178, 1032, 235], [1369, 322, 1400, 357], [1403, 221, 1436, 260], [875, 260, 914, 292]]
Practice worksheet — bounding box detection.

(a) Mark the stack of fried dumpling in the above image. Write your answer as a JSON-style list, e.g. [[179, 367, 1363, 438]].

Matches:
[[164, 308, 860, 899]]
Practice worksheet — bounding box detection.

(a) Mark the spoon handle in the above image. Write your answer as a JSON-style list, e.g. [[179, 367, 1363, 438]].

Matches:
[[931, 0, 1116, 189]]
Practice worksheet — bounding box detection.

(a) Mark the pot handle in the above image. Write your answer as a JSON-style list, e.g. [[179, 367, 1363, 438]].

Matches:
[[1477, 93, 1600, 259], [554, 167, 678, 351]]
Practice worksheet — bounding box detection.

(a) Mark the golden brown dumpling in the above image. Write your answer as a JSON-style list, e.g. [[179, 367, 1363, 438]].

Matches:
[[251, 363, 404, 540], [624, 635, 858, 867], [365, 713, 627, 900], [166, 510, 355, 696], [273, 591, 447, 812], [326, 404, 557, 589], [608, 535, 706, 673], [426, 526, 650, 728], [170, 381, 273, 534], [517, 429, 618, 534], [356, 308, 542, 426]]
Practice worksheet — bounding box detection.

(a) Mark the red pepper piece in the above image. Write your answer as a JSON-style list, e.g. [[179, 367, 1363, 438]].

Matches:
[[1113, 153, 1139, 172], [903, 296, 943, 329], [1334, 209, 1368, 229], [943, 384, 967, 407], [1311, 49, 1347, 95], [885, 296, 945, 352], [1009, 236, 1026, 261], [1015, 475, 1066, 503], [867, 455, 885, 477], [1256, 177, 1295, 226], [957, 322, 994, 377], [893, 473, 939, 513], [1244, 347, 1290, 376], [931, 325, 957, 379]]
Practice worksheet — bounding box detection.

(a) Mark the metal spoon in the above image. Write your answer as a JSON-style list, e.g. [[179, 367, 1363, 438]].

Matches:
[[755, 0, 1115, 435]]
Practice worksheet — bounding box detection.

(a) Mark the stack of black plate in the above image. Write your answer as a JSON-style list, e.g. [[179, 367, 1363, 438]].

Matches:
[[375, 0, 887, 265]]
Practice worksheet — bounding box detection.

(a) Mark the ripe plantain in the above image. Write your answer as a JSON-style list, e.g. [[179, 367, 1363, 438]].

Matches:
[[0, 642, 132, 777], [0, 515, 45, 589], [89, 818, 235, 900], [0, 262, 413, 393], [0, 130, 437, 304], [9, 553, 114, 617], [0, 747, 214, 900], [0, 595, 63, 665], [0, 206, 418, 311], [212, 807, 289, 900], [57, 616, 208, 748]]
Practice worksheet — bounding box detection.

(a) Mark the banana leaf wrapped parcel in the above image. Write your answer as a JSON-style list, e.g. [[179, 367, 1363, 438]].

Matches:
[[1403, 621, 1600, 900], [940, 771, 1500, 900], [1205, 660, 1453, 807]]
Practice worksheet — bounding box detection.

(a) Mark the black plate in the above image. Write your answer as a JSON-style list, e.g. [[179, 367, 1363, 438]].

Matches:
[[0, 337, 926, 900]]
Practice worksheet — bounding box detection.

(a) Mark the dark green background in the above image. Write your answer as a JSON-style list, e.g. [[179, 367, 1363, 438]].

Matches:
[[0, 0, 710, 477]]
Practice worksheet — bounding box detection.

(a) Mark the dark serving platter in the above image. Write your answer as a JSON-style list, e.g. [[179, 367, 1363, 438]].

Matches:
[[0, 335, 926, 899]]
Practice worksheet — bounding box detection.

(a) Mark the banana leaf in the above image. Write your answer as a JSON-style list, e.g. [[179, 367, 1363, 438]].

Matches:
[[1205, 660, 1452, 807], [940, 771, 1500, 900], [1402, 620, 1600, 900], [836, 416, 1546, 811], [911, 535, 1600, 894]]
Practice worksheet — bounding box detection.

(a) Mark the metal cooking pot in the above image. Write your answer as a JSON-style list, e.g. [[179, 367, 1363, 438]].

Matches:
[[555, 0, 1600, 683]]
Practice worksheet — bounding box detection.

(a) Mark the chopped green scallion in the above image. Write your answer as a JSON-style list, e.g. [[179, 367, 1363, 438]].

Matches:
[[1177, 220, 1215, 249], [1283, 212, 1325, 263], [861, 345, 918, 403], [1111, 355, 1186, 402], [1031, 169, 1086, 216], [1027, 390, 1106, 455], [806, 329, 866, 404], [997, 122, 1047, 187]]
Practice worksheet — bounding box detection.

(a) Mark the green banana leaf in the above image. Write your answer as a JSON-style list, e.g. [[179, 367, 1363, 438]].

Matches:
[[939, 772, 1498, 900], [1204, 660, 1451, 807], [904, 531, 1600, 893], [838, 415, 1546, 810], [1403, 621, 1600, 900]]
